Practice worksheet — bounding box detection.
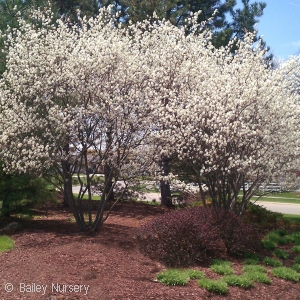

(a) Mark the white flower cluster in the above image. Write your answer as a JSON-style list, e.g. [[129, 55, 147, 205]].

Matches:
[[0, 5, 299, 197]]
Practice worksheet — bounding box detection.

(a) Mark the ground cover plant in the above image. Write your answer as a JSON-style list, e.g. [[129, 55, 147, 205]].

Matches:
[[1, 200, 300, 299], [0, 235, 14, 253], [210, 260, 234, 275], [198, 278, 228, 295], [272, 267, 300, 282]]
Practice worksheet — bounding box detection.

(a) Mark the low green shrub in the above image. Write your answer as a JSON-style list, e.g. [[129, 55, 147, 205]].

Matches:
[[198, 278, 228, 295], [244, 204, 284, 230], [184, 269, 204, 279], [243, 258, 260, 265], [223, 275, 253, 289], [244, 271, 272, 284], [156, 269, 190, 286], [137, 207, 260, 267], [266, 232, 288, 245], [273, 249, 289, 259], [285, 232, 300, 244], [261, 239, 277, 251], [242, 265, 266, 273], [273, 229, 288, 236], [292, 264, 300, 273], [292, 246, 300, 254], [244, 252, 261, 260], [272, 267, 300, 282], [263, 257, 282, 267], [0, 235, 14, 253], [295, 255, 300, 264], [243, 252, 261, 265], [210, 260, 234, 275]]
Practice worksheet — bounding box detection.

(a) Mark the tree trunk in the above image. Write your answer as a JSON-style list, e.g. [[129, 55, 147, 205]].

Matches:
[[160, 155, 172, 207], [104, 163, 114, 201]]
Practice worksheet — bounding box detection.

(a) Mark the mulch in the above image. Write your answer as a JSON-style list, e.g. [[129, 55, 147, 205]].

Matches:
[[0, 200, 300, 300]]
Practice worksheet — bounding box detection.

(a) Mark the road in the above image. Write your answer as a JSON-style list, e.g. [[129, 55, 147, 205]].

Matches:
[[253, 201, 300, 215]]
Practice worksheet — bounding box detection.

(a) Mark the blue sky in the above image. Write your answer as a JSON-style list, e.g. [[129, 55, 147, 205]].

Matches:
[[237, 0, 300, 60]]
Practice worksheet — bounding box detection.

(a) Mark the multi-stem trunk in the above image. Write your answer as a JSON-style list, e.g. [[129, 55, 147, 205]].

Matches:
[[160, 155, 172, 207]]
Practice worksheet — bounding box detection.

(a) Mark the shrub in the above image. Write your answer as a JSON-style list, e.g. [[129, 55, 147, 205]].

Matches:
[[266, 232, 288, 245], [272, 267, 300, 282], [292, 264, 300, 272], [136, 207, 226, 266], [243, 252, 261, 265], [244, 203, 284, 230], [286, 232, 300, 244], [0, 235, 14, 253], [274, 249, 289, 260], [198, 278, 228, 295], [292, 246, 300, 254], [244, 271, 272, 284], [156, 269, 190, 286], [261, 239, 277, 251], [295, 255, 300, 264], [242, 265, 266, 273], [136, 207, 261, 267], [184, 269, 205, 279], [263, 257, 282, 267], [210, 260, 234, 275], [223, 275, 253, 289], [244, 258, 259, 265], [210, 208, 261, 255]]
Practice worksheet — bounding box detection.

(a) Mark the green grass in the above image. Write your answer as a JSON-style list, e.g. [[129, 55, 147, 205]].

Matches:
[[292, 245, 300, 253], [242, 265, 266, 273], [292, 264, 300, 272], [223, 275, 253, 289], [184, 269, 205, 279], [251, 192, 300, 204], [198, 278, 228, 295], [285, 232, 300, 244], [272, 267, 300, 282], [273, 249, 289, 259], [156, 269, 190, 286], [243, 271, 272, 284], [263, 257, 282, 267], [0, 235, 14, 253], [266, 232, 288, 245], [243, 258, 260, 265], [283, 214, 300, 224], [243, 253, 261, 265], [262, 239, 277, 251], [210, 260, 234, 275]]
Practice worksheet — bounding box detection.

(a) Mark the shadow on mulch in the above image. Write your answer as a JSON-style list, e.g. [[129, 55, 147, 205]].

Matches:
[[0, 200, 168, 253]]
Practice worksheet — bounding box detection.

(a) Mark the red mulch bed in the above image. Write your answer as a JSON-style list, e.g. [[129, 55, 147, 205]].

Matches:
[[0, 201, 300, 300]]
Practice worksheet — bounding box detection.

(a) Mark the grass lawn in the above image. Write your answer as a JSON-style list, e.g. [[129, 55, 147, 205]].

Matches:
[[283, 214, 300, 224]]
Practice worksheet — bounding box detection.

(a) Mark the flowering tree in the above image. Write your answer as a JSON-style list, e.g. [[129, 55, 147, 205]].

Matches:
[[0, 5, 299, 231], [0, 7, 157, 231], [154, 35, 300, 214]]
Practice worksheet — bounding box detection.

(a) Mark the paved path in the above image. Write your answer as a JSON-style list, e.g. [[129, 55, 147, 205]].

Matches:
[[253, 201, 300, 215]]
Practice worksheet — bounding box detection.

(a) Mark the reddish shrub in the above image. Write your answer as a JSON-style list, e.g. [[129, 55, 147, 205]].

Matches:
[[136, 207, 260, 267]]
